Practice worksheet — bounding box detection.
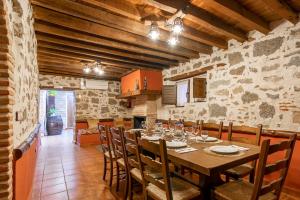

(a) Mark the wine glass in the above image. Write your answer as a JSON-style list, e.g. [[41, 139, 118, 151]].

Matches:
[[201, 130, 209, 143]]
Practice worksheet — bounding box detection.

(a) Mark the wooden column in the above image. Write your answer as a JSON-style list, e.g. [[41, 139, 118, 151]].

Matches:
[[0, 0, 14, 200]]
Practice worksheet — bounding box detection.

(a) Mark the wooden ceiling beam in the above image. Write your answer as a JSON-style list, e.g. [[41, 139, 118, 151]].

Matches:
[[39, 69, 120, 81], [258, 0, 298, 24], [35, 23, 189, 62], [36, 33, 177, 66], [37, 47, 162, 70], [37, 57, 132, 71], [38, 61, 128, 73], [37, 42, 167, 69], [32, 0, 219, 50], [77, 0, 142, 21], [33, 6, 204, 58], [204, 0, 270, 34], [149, 0, 247, 42]]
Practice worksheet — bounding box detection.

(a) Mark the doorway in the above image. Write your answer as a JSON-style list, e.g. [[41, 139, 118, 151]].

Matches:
[[39, 90, 76, 138]]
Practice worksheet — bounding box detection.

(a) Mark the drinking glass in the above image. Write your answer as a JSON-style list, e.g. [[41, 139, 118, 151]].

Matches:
[[141, 121, 146, 129], [201, 130, 209, 143]]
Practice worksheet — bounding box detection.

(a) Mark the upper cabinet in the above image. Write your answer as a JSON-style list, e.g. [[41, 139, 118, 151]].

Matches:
[[120, 69, 162, 98]]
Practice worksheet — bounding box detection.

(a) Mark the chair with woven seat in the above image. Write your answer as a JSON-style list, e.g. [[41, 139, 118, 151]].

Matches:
[[110, 127, 129, 198], [98, 125, 115, 187], [213, 134, 296, 200], [199, 120, 223, 139], [135, 137, 202, 200], [224, 123, 262, 182]]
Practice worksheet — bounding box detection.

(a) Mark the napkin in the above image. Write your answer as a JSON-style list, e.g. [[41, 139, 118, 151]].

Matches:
[[231, 145, 249, 151], [175, 147, 198, 154]]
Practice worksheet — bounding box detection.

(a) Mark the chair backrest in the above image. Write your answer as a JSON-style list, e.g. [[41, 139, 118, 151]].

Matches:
[[135, 137, 173, 200], [199, 120, 223, 139], [98, 125, 112, 154], [124, 130, 141, 169], [251, 134, 297, 200], [110, 127, 127, 164], [228, 122, 262, 145]]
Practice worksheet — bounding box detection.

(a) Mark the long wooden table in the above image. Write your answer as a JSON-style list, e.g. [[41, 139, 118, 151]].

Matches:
[[167, 140, 260, 199]]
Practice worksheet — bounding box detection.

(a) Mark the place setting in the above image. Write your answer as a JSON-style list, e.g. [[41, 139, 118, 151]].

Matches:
[[203, 144, 250, 157]]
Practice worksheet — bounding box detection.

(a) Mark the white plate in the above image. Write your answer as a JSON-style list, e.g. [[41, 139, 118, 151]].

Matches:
[[130, 129, 144, 132], [190, 136, 218, 142], [142, 135, 161, 141], [209, 145, 239, 154], [166, 141, 187, 148]]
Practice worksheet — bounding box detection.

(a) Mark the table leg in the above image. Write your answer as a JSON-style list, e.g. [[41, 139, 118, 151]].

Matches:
[[199, 173, 224, 200]]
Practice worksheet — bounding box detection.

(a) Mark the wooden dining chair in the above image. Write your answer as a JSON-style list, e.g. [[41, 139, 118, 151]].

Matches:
[[110, 127, 129, 198], [199, 120, 223, 139], [98, 125, 115, 187], [224, 123, 262, 182], [135, 137, 202, 200], [214, 134, 297, 200]]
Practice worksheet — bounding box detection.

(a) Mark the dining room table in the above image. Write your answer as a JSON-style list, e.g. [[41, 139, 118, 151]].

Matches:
[[167, 140, 260, 199], [136, 129, 261, 200]]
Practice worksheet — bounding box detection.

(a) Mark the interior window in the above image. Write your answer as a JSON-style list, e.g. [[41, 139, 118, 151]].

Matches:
[[176, 80, 189, 107]]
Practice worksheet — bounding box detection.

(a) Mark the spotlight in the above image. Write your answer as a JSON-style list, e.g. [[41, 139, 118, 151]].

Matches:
[[148, 22, 160, 40], [83, 66, 91, 73], [172, 17, 183, 34], [168, 35, 178, 46]]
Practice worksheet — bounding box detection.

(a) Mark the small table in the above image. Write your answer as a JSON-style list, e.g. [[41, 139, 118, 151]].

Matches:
[[167, 140, 260, 199]]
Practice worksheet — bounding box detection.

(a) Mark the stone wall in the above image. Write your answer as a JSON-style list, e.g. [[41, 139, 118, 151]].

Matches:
[[39, 75, 130, 120], [75, 81, 130, 120], [39, 74, 81, 88], [8, 0, 39, 147], [158, 20, 300, 131]]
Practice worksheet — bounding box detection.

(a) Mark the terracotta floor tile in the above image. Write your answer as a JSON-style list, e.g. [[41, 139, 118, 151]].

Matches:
[[41, 183, 67, 197], [43, 171, 64, 180], [42, 177, 65, 188], [41, 191, 68, 200]]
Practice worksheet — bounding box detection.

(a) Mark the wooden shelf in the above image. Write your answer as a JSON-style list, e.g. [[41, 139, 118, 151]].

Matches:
[[116, 89, 161, 99], [165, 63, 225, 81]]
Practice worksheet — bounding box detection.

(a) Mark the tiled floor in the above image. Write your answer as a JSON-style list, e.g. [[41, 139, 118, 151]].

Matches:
[[31, 130, 115, 200], [31, 130, 299, 200]]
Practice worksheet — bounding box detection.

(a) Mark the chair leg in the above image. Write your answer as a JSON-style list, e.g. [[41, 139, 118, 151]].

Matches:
[[103, 156, 107, 181], [124, 171, 129, 200], [109, 160, 114, 187], [128, 174, 133, 200], [225, 175, 229, 182], [116, 163, 120, 192], [249, 170, 255, 183]]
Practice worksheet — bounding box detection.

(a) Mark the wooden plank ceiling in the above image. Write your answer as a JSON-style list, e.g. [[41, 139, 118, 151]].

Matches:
[[31, 0, 299, 80]]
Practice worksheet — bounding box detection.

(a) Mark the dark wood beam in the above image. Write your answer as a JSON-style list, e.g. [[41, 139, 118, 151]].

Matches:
[[258, 0, 298, 24], [37, 42, 167, 69], [149, 0, 247, 42], [205, 0, 270, 34], [32, 0, 221, 49], [33, 6, 205, 57], [38, 61, 128, 73], [77, 0, 141, 21], [37, 57, 132, 71], [34, 22, 189, 62], [39, 69, 120, 81], [37, 47, 163, 70], [36, 33, 177, 66]]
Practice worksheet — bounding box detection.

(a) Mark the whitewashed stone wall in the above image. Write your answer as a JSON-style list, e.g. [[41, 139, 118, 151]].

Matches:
[[39, 75, 130, 120], [6, 0, 39, 147], [39, 74, 81, 88], [75, 81, 130, 120], [158, 20, 300, 131]]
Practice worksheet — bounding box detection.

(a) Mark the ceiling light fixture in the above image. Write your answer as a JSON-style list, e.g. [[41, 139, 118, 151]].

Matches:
[[94, 61, 104, 75], [172, 17, 184, 34], [168, 34, 179, 46], [148, 22, 160, 40], [83, 65, 91, 74]]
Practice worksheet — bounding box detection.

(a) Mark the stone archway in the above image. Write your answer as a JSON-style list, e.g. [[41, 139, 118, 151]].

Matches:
[[0, 0, 14, 199]]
